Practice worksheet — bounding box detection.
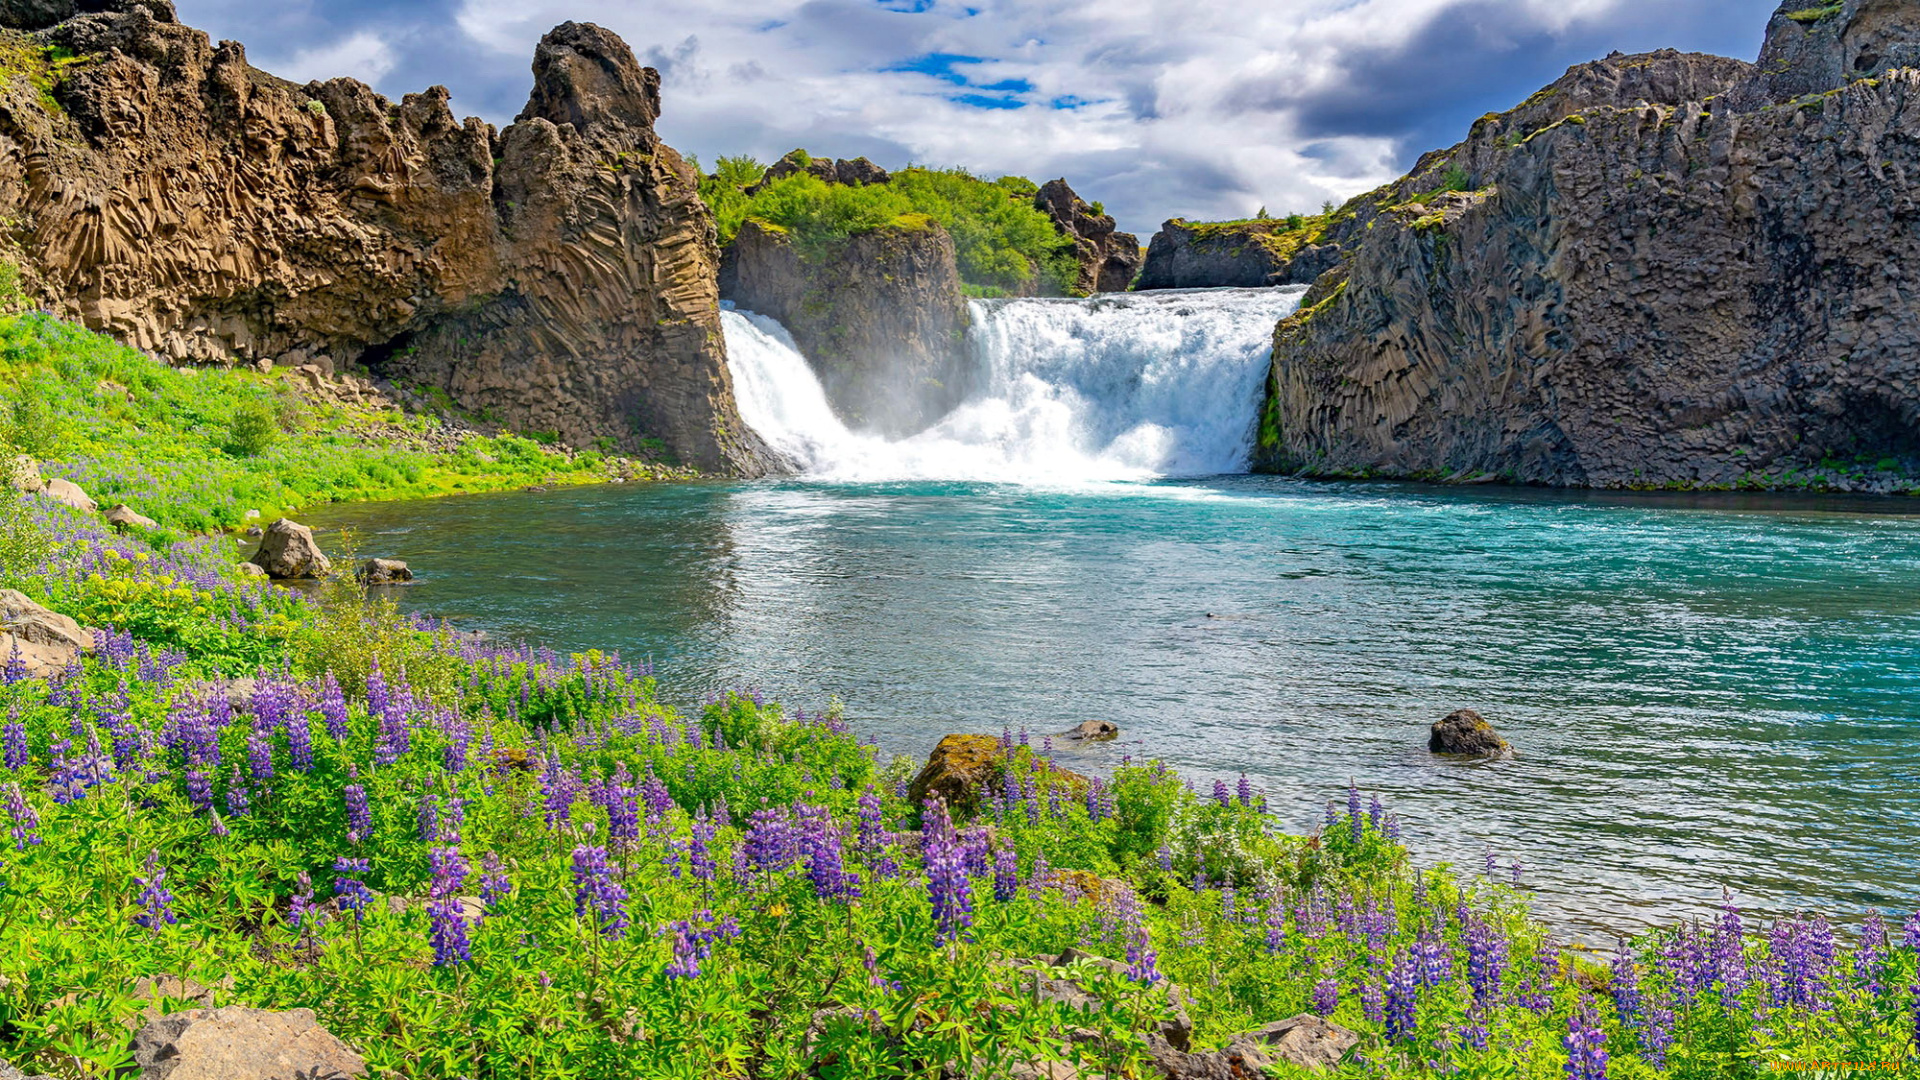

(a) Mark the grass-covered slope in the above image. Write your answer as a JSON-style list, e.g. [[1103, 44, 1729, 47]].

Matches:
[[700, 156, 1078, 297], [0, 312, 637, 538]]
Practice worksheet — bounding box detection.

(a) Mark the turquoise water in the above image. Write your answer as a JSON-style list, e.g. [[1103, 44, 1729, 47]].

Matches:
[[312, 477, 1920, 936]]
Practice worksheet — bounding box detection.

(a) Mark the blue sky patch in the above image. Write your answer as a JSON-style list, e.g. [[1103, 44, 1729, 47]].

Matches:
[[949, 93, 1026, 111], [884, 52, 986, 85]]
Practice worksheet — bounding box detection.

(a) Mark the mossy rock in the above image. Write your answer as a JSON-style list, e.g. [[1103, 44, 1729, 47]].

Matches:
[[906, 733, 1090, 816]]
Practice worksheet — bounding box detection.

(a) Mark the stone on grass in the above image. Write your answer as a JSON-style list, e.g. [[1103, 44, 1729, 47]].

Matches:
[[249, 519, 331, 580], [128, 1006, 366, 1080], [1144, 1013, 1358, 1077], [43, 477, 95, 512], [1429, 708, 1515, 759], [0, 589, 93, 653], [106, 504, 158, 530], [5, 455, 43, 494], [236, 562, 267, 578]]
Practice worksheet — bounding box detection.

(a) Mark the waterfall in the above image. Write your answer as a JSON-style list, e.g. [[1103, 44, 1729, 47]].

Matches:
[[721, 286, 1308, 483]]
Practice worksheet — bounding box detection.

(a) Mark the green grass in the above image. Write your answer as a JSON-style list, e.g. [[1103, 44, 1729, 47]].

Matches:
[[0, 312, 618, 537], [703, 158, 1079, 295], [1784, 3, 1844, 24]]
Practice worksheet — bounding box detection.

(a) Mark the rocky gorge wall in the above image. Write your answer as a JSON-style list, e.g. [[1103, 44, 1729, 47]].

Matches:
[[1251, 1, 1920, 491], [0, 0, 767, 473], [720, 217, 971, 437]]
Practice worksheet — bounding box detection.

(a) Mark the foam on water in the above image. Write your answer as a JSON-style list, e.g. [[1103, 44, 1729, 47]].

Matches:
[[721, 287, 1308, 483]]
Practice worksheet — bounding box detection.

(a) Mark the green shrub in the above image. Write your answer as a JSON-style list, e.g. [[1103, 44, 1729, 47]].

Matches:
[[227, 399, 278, 457]]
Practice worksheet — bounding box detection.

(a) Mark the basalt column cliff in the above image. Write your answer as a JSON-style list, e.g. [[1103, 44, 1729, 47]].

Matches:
[[1254, 0, 1920, 490], [0, 1, 768, 473]]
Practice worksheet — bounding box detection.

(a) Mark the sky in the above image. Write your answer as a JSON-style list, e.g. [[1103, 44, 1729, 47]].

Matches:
[[173, 0, 1775, 237]]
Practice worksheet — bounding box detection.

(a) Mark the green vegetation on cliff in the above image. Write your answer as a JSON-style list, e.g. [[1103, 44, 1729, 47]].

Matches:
[[701, 157, 1077, 294], [0, 313, 625, 538]]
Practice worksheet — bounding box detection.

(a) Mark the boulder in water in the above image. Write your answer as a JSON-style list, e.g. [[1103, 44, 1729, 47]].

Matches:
[[1429, 708, 1514, 759], [356, 558, 412, 585], [1061, 719, 1118, 742]]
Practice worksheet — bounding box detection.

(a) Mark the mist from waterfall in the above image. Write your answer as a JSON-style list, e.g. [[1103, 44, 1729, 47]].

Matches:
[[721, 286, 1307, 483]]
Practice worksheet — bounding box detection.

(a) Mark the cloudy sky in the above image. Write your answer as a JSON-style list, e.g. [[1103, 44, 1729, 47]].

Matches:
[[173, 0, 1771, 236]]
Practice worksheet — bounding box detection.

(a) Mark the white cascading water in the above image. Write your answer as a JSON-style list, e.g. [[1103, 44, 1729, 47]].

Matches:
[[721, 286, 1308, 483]]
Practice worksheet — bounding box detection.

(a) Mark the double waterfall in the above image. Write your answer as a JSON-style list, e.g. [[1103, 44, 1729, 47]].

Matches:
[[721, 287, 1308, 483]]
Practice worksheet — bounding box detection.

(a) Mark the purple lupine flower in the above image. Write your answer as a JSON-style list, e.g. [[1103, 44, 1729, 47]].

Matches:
[[664, 924, 701, 979], [426, 845, 471, 966], [800, 805, 860, 903], [540, 757, 579, 829], [1347, 781, 1363, 844], [1485, 847, 1499, 877], [1564, 1003, 1609, 1080], [374, 696, 409, 767], [1156, 845, 1172, 874], [743, 808, 801, 876], [317, 674, 349, 742], [571, 845, 629, 939], [1211, 780, 1231, 808], [1385, 814, 1402, 841], [344, 782, 371, 844], [246, 716, 274, 782], [1712, 897, 1748, 1007], [1237, 774, 1254, 808], [1466, 917, 1507, 1010], [1855, 915, 1888, 997], [1414, 927, 1453, 986], [1368, 793, 1384, 829], [1312, 978, 1338, 1016], [441, 711, 471, 774], [1385, 949, 1418, 1042], [2, 717, 26, 770], [224, 769, 250, 819], [1324, 802, 1338, 830], [689, 819, 715, 882], [661, 909, 742, 979], [1028, 853, 1048, 901], [640, 770, 673, 825], [1511, 858, 1524, 886], [922, 798, 973, 945], [4, 781, 41, 850], [288, 873, 320, 932], [1903, 911, 1920, 951], [185, 767, 213, 811], [134, 851, 178, 929], [1611, 940, 1641, 1028], [1909, 979, 1920, 1054], [596, 766, 640, 843], [1640, 995, 1675, 1069], [1264, 902, 1284, 954], [1766, 914, 1830, 1010], [864, 943, 903, 993], [993, 844, 1018, 903], [479, 852, 511, 909], [333, 857, 374, 920], [285, 709, 313, 773]]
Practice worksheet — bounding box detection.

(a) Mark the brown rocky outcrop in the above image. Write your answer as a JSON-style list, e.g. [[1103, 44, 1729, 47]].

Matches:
[[0, 587, 94, 677], [1144, 1014, 1358, 1076], [906, 734, 1090, 816], [747, 148, 891, 194], [1253, 4, 1920, 491], [0, 5, 767, 472], [721, 217, 971, 437], [1137, 217, 1340, 291], [1032, 179, 1138, 294]]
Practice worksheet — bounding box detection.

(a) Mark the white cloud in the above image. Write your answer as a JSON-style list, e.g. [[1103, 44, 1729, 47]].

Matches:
[[179, 0, 1763, 236], [259, 29, 400, 87]]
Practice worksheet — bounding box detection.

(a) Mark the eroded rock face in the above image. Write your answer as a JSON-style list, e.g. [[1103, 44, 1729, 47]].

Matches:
[[128, 1006, 366, 1080], [0, 9, 765, 473], [1137, 218, 1339, 291], [1033, 179, 1139, 294], [721, 218, 971, 438], [1254, 9, 1920, 490]]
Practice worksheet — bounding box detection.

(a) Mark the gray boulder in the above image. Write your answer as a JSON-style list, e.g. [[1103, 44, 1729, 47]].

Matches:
[[0, 1057, 55, 1080], [249, 520, 331, 580], [1429, 708, 1515, 759], [128, 1006, 365, 1080], [235, 562, 267, 579]]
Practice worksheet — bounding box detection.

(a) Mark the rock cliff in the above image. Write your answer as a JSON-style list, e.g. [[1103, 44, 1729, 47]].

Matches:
[[746, 148, 891, 194], [721, 217, 970, 436], [0, 1, 767, 473], [1136, 216, 1340, 291], [1032, 178, 1139, 294], [1254, 2, 1920, 491]]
